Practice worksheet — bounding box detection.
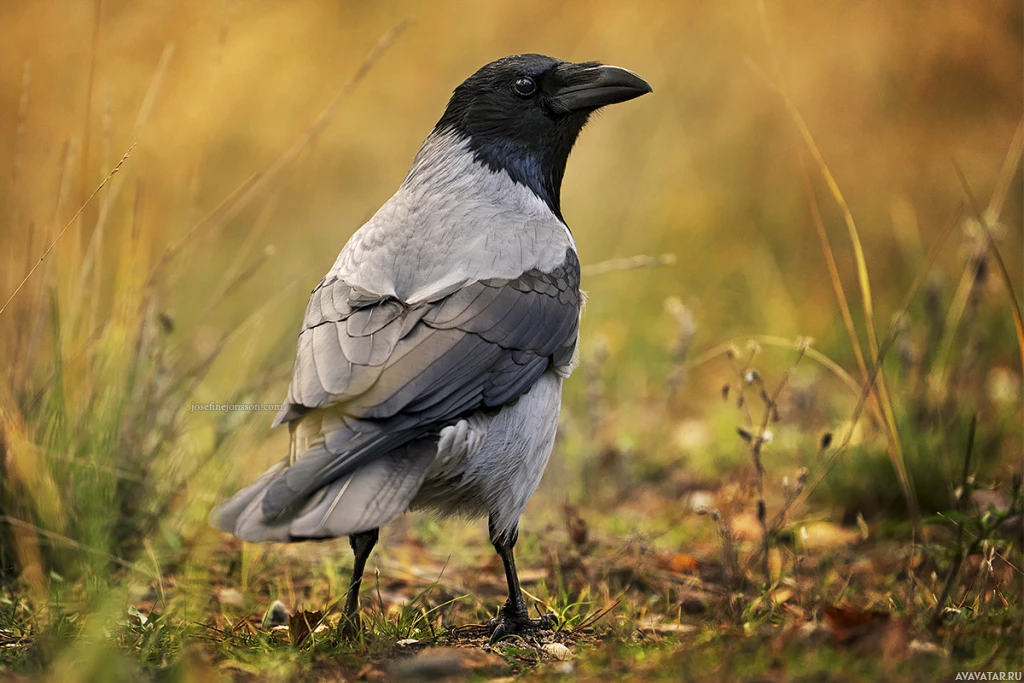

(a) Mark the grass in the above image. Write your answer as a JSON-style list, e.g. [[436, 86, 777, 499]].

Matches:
[[1, 2, 1022, 681]]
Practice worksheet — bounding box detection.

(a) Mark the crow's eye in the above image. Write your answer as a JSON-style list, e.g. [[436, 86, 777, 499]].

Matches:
[[512, 76, 537, 98]]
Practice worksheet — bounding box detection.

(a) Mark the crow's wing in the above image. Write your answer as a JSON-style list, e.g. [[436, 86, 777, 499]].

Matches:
[[259, 247, 580, 521]]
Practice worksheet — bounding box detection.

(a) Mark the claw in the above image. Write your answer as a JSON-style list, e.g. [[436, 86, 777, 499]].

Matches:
[[489, 620, 509, 643], [488, 604, 557, 643]]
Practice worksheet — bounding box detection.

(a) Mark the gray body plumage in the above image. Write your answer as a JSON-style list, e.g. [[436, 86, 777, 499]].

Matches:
[[211, 131, 580, 543], [412, 371, 562, 535], [331, 132, 577, 304]]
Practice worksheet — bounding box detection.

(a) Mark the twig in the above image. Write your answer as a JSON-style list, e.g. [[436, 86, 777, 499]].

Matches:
[[986, 118, 1024, 220], [755, 0, 912, 519], [582, 253, 676, 277], [685, 336, 862, 398], [929, 415, 977, 630], [752, 340, 807, 584], [0, 144, 136, 319], [799, 158, 891, 437], [0, 515, 153, 578], [776, 203, 964, 524], [697, 507, 739, 592], [572, 594, 624, 633], [148, 18, 409, 284], [952, 161, 1024, 373]]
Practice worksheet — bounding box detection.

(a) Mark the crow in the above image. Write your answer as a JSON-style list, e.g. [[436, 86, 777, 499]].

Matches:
[[212, 53, 651, 642]]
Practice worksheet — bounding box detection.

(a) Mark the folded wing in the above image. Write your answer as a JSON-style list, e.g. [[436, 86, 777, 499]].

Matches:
[[251, 247, 581, 528]]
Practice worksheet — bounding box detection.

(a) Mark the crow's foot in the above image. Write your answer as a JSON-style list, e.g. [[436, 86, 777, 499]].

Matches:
[[338, 612, 362, 639], [488, 601, 556, 643]]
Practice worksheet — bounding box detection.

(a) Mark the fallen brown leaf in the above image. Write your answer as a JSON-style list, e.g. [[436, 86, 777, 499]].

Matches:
[[822, 605, 909, 665], [822, 605, 891, 643], [287, 610, 324, 647]]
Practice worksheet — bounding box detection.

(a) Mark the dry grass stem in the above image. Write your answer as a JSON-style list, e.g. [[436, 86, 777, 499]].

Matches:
[[0, 144, 136, 319]]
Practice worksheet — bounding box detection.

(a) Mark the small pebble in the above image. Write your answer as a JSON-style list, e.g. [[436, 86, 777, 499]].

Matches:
[[263, 600, 289, 628], [542, 642, 574, 661]]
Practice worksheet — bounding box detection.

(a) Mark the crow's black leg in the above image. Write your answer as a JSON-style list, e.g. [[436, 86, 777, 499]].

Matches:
[[341, 528, 379, 636], [488, 517, 555, 643]]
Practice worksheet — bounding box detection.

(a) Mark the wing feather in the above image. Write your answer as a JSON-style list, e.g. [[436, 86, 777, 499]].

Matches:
[[260, 247, 581, 519]]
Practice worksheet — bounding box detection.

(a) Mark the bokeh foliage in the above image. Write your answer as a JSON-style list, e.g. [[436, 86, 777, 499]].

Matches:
[[0, 1, 1021, 679]]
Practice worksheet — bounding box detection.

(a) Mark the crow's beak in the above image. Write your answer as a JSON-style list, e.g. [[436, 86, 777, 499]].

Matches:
[[550, 63, 653, 113]]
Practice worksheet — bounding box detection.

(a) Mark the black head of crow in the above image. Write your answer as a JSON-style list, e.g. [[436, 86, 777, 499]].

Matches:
[[434, 54, 652, 220]]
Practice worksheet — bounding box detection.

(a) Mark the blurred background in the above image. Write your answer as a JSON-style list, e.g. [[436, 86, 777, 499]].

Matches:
[[0, 0, 1020, 678]]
